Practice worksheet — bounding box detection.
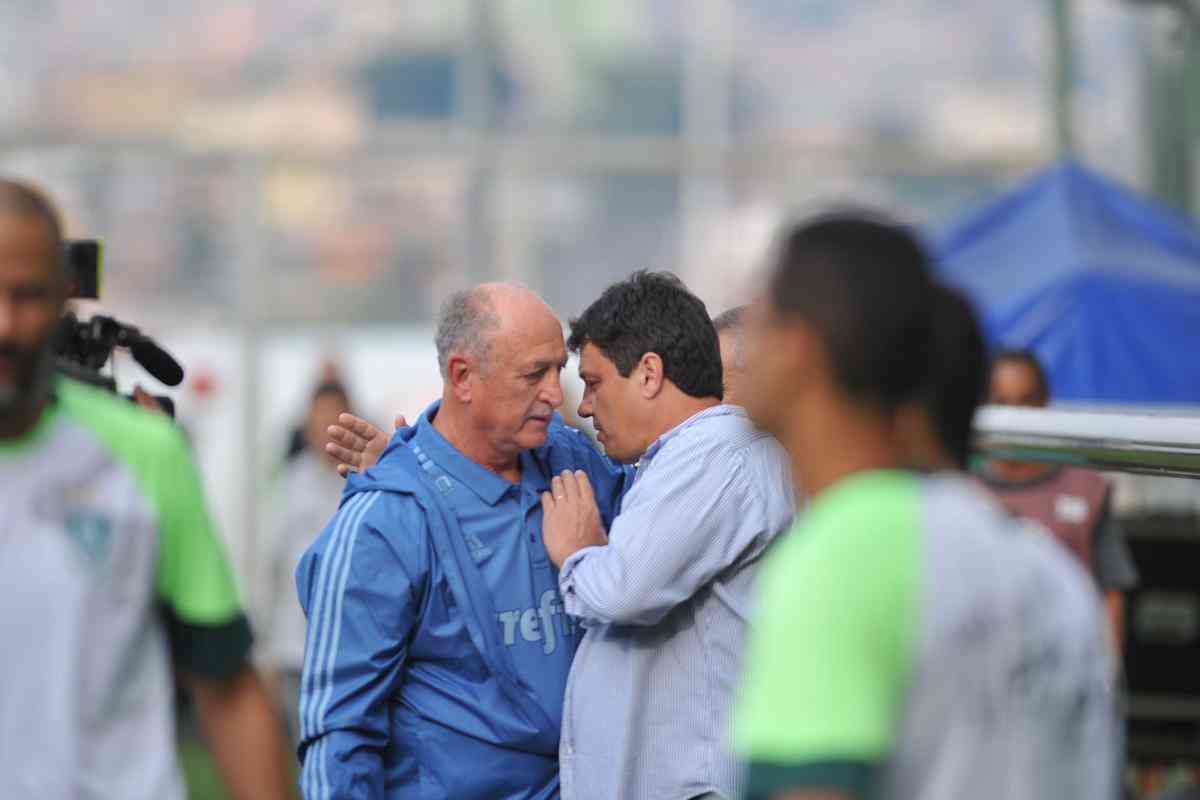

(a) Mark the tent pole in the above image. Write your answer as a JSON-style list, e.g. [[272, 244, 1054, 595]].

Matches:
[[1050, 0, 1077, 158], [1131, 0, 1199, 216]]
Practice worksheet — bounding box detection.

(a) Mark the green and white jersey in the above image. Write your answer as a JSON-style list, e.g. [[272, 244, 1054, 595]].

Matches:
[[735, 470, 1115, 800], [0, 379, 247, 800]]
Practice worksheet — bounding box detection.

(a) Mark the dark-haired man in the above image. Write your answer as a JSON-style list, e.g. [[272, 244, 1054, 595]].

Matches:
[[733, 212, 1115, 800], [980, 349, 1138, 652], [0, 178, 291, 799], [541, 272, 795, 800]]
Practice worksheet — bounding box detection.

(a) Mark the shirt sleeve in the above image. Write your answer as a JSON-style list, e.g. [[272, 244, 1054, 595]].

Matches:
[[57, 379, 250, 678], [143, 422, 252, 678], [146, 424, 242, 624], [734, 492, 919, 798], [297, 491, 423, 800], [1091, 498, 1139, 591], [559, 439, 767, 627]]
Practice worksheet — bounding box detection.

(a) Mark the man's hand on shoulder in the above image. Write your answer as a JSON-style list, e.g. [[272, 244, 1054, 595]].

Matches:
[[542, 470, 607, 568], [326, 412, 407, 477]]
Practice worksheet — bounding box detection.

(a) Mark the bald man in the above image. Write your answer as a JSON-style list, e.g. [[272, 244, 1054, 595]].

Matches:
[[713, 306, 749, 407], [296, 284, 631, 799]]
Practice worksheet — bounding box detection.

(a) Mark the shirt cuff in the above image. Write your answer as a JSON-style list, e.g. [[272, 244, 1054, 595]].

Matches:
[[744, 759, 876, 800], [165, 608, 254, 680], [558, 545, 606, 620]]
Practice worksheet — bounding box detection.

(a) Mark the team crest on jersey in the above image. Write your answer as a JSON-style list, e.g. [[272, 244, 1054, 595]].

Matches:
[[65, 508, 114, 565]]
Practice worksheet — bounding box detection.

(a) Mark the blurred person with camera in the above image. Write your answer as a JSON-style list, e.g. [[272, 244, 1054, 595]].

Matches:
[[979, 349, 1139, 653], [255, 377, 354, 750], [0, 178, 291, 800], [732, 212, 1116, 800], [294, 283, 633, 799]]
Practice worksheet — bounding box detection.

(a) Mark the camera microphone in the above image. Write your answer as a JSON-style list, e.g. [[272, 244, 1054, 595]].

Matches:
[[129, 336, 184, 387]]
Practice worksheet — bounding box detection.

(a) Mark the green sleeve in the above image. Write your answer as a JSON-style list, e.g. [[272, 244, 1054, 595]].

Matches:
[[59, 379, 242, 623], [734, 472, 921, 797], [147, 422, 243, 623]]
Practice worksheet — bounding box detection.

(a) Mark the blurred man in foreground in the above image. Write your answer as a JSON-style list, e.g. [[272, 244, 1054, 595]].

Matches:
[[257, 378, 354, 749], [980, 349, 1138, 652], [733, 212, 1115, 800], [0, 178, 291, 799], [295, 284, 630, 799], [540, 273, 794, 800]]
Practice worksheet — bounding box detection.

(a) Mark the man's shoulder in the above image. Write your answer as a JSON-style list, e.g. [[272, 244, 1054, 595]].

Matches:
[[55, 378, 195, 500], [57, 377, 181, 453], [538, 416, 613, 473], [542, 416, 599, 452], [657, 405, 755, 457], [669, 407, 789, 483], [306, 488, 432, 565], [923, 473, 1102, 606], [340, 485, 428, 528]]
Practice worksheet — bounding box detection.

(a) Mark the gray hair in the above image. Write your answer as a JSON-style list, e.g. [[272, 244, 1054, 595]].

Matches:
[[435, 287, 501, 378], [713, 305, 748, 370]]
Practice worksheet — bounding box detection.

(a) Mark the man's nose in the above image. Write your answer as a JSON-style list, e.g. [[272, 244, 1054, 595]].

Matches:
[[578, 393, 593, 419], [541, 372, 564, 409]]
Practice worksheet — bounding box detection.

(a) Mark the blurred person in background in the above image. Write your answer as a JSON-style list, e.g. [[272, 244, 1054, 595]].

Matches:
[[979, 349, 1139, 653], [540, 273, 794, 800], [295, 284, 631, 800], [0, 178, 291, 799], [714, 305, 750, 407], [733, 212, 1115, 800], [284, 360, 346, 463], [256, 377, 353, 750]]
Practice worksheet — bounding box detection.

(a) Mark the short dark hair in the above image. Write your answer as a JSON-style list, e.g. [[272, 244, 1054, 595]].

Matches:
[[992, 349, 1050, 403], [568, 271, 724, 400], [312, 379, 351, 409], [921, 286, 988, 468], [0, 178, 64, 268], [767, 211, 935, 410]]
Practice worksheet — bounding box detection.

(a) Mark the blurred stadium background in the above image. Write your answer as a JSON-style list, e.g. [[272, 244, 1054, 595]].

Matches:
[[3, 1, 1199, 797]]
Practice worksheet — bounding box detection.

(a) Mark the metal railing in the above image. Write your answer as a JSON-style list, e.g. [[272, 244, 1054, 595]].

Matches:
[[973, 405, 1200, 479]]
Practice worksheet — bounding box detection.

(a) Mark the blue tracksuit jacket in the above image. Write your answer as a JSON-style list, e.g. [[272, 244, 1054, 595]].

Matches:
[[295, 411, 629, 799]]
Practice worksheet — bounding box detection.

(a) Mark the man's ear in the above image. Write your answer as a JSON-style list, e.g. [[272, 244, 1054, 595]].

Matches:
[[638, 352, 665, 400], [446, 353, 474, 403], [789, 320, 831, 395]]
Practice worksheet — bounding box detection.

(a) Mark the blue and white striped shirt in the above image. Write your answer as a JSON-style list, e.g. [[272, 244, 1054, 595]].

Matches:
[[558, 404, 795, 800]]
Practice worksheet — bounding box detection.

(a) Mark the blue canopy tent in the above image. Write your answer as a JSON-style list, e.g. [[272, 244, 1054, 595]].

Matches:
[[933, 159, 1200, 405]]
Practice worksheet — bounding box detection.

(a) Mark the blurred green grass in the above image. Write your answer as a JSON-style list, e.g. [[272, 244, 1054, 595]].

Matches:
[[180, 735, 298, 800], [180, 737, 229, 800]]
